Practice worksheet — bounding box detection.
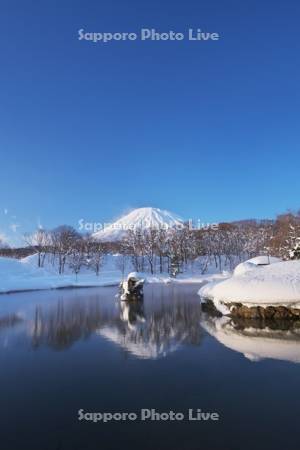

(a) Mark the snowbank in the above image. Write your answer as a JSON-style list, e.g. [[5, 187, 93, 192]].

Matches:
[[199, 259, 300, 315]]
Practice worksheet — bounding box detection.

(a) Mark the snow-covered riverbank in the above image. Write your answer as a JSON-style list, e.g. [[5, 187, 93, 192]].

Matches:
[[0, 254, 226, 294]]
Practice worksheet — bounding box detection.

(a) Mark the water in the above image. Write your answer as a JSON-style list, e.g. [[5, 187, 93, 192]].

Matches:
[[1, 284, 300, 450]]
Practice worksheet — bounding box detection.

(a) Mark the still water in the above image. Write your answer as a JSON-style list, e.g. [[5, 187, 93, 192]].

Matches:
[[0, 284, 300, 450]]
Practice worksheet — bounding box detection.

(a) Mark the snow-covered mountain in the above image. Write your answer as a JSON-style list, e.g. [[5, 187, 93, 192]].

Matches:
[[93, 207, 183, 242]]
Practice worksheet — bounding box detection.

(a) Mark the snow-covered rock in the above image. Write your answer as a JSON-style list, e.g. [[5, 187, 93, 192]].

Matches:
[[120, 272, 144, 300], [199, 259, 300, 315], [93, 207, 183, 241]]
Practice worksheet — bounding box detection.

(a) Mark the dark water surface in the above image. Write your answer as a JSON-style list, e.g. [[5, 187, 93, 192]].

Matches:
[[0, 284, 300, 450]]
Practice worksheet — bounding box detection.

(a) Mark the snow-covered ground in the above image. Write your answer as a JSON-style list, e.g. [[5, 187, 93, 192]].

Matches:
[[199, 256, 300, 315], [0, 253, 226, 294], [0, 256, 119, 293], [3, 252, 299, 306]]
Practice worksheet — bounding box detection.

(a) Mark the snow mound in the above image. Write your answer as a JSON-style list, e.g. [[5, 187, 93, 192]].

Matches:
[[199, 260, 300, 313], [233, 256, 282, 276], [93, 207, 183, 241], [233, 261, 257, 276], [245, 255, 282, 265]]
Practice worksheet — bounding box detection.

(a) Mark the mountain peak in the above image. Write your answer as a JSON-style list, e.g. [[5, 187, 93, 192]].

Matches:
[[93, 207, 183, 242]]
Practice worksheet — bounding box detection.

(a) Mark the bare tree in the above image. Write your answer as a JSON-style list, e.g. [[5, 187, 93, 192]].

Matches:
[[69, 238, 86, 281], [51, 226, 81, 274], [86, 238, 104, 276], [23, 229, 51, 267]]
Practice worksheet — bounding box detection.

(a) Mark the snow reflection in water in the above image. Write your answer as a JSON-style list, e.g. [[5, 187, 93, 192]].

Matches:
[[201, 314, 300, 363]]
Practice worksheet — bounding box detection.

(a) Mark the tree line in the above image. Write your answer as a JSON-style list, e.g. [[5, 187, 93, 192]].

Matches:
[[1, 210, 299, 277]]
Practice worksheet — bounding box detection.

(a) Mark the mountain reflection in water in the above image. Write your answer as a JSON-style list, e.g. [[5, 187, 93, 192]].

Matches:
[[7, 285, 203, 358], [2, 285, 300, 363], [1, 285, 300, 450]]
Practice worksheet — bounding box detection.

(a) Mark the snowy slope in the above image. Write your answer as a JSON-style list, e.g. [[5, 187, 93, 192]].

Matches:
[[93, 207, 183, 241]]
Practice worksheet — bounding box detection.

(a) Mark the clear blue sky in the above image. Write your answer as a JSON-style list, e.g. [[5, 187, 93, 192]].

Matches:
[[1, 0, 300, 244]]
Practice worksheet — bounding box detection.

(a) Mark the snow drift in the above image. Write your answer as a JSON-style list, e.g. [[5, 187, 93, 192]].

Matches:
[[233, 256, 282, 276]]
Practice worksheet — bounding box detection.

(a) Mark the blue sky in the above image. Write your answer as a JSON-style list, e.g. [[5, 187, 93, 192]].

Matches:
[[1, 0, 300, 245]]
